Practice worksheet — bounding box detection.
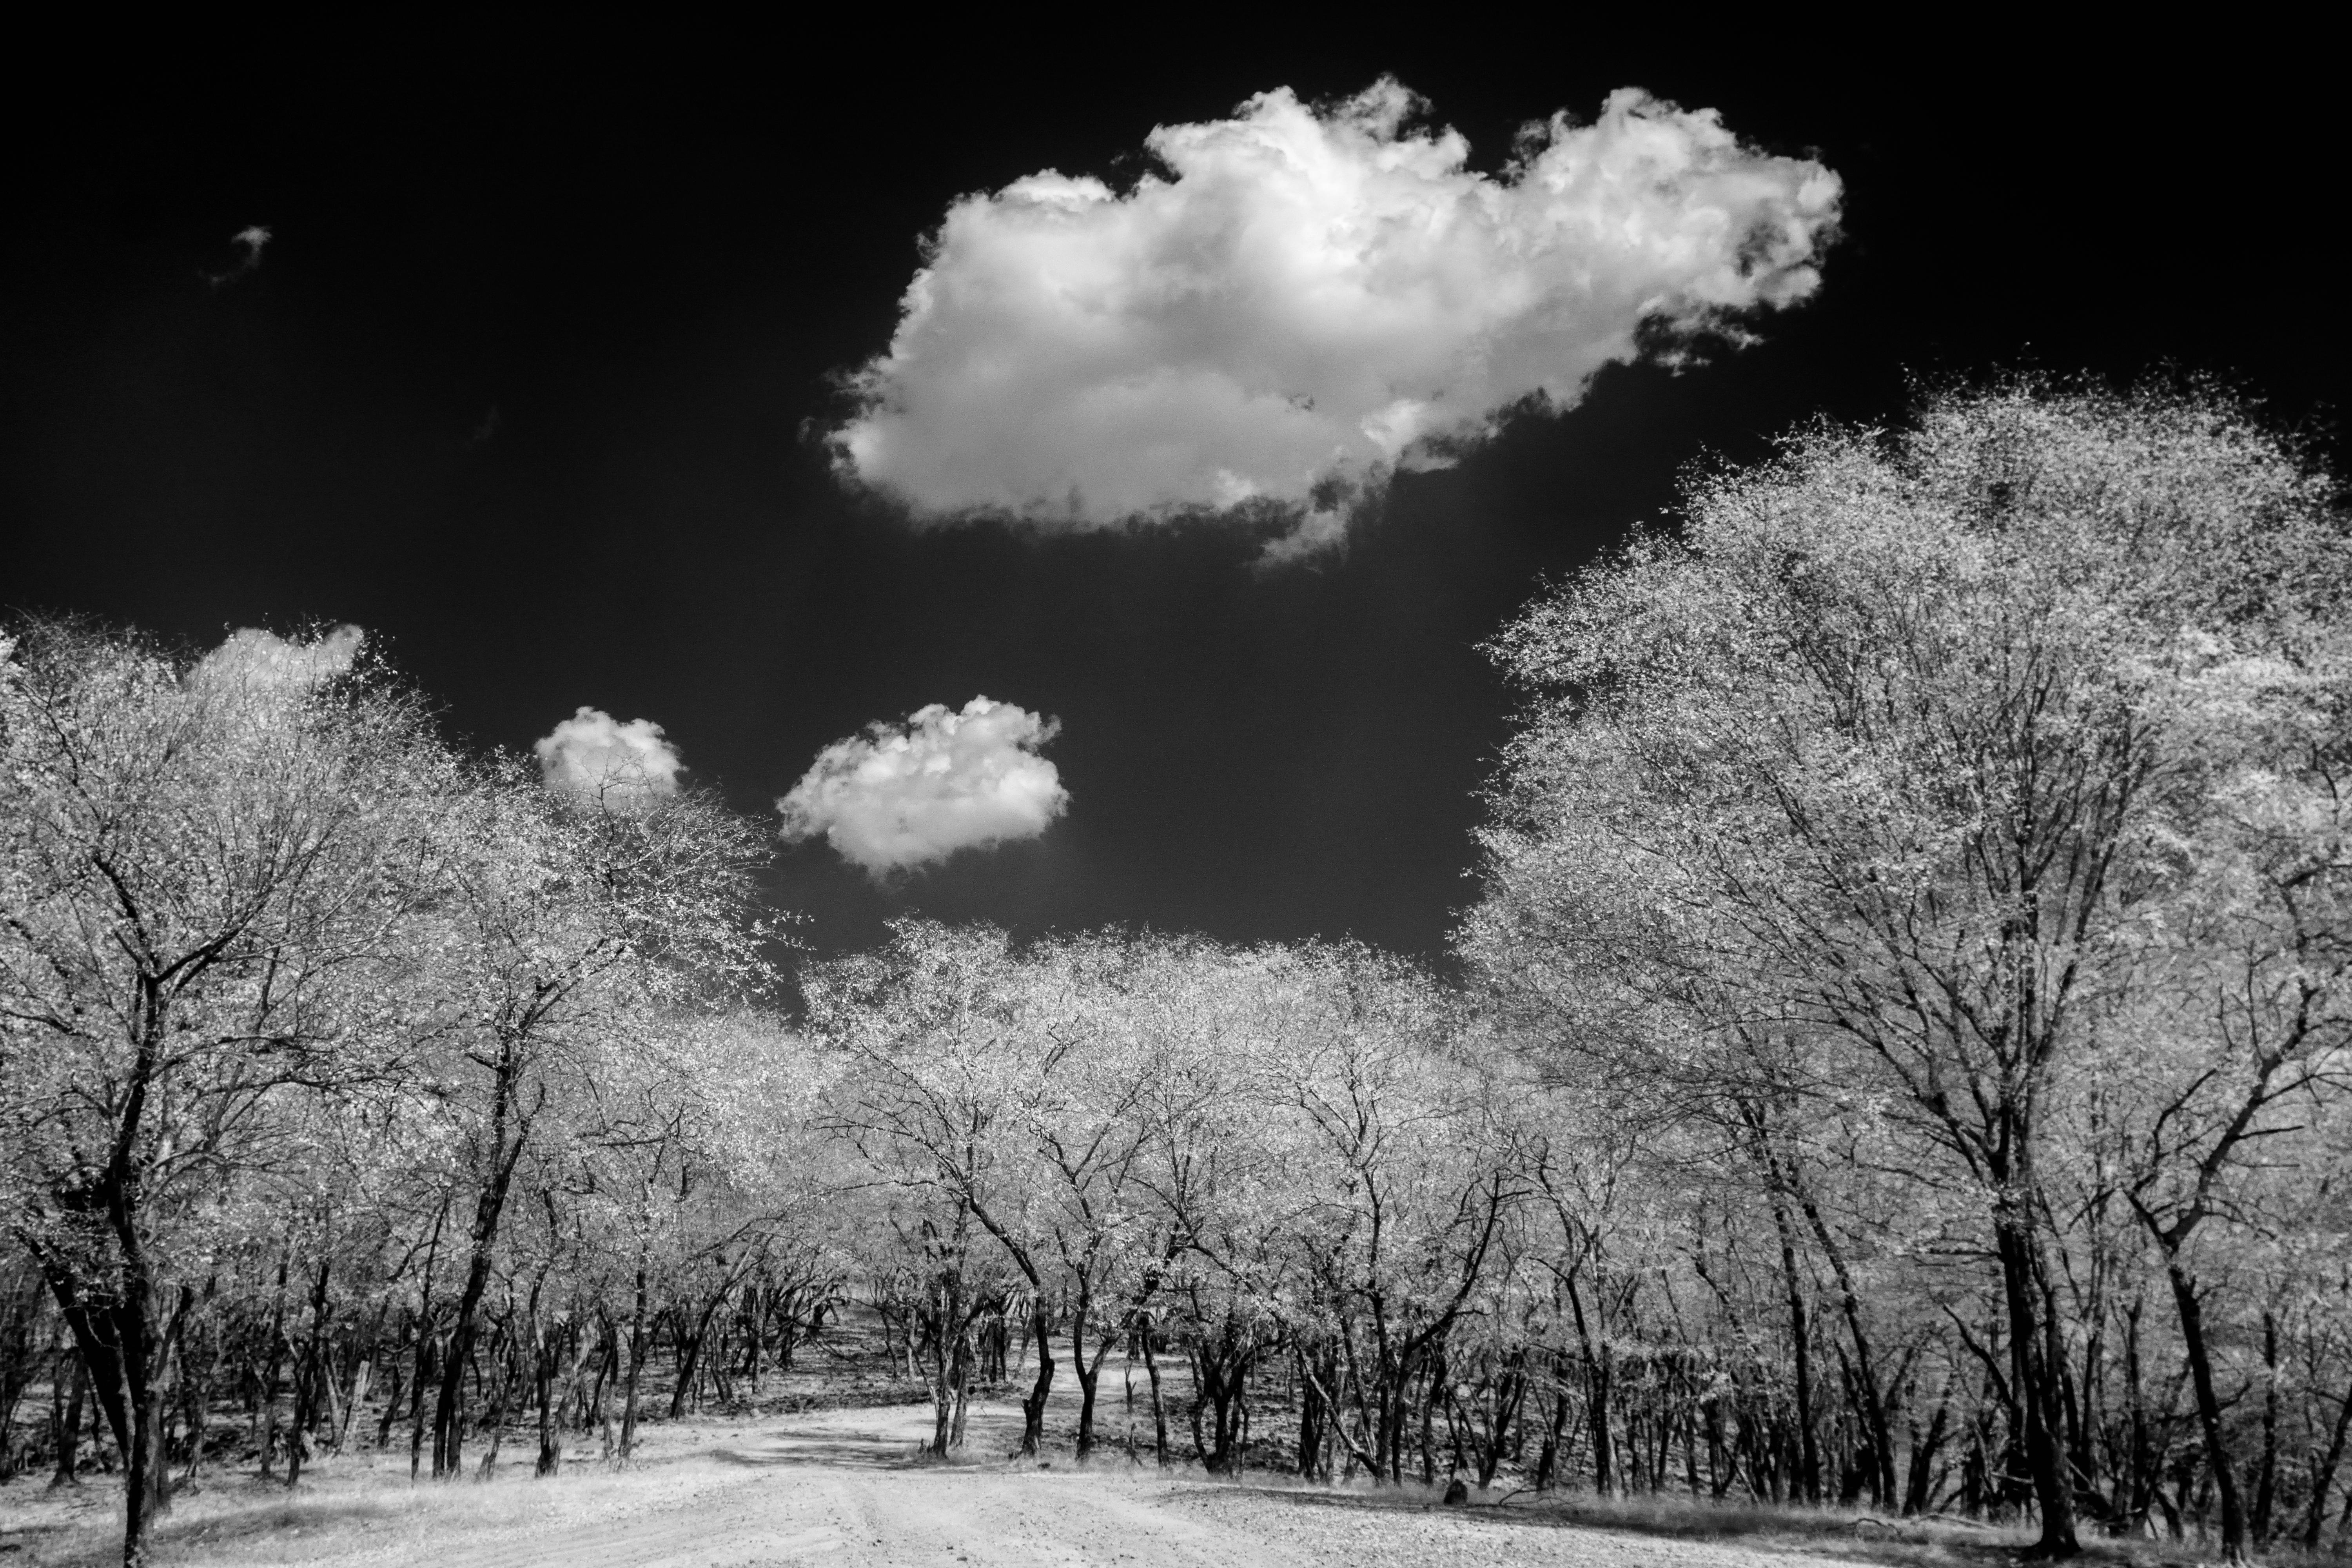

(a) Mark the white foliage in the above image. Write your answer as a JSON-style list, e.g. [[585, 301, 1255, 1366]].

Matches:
[[193, 624, 365, 691]]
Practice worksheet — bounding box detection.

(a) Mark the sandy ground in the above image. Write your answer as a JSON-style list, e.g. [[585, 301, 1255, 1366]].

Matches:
[[0, 1397, 1903, 1568]]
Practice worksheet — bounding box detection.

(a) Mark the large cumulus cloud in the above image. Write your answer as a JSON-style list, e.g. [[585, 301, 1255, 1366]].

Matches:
[[779, 697, 1068, 875], [833, 80, 1841, 555]]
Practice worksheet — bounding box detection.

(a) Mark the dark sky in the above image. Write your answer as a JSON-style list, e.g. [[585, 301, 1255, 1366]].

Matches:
[[5, 31, 2343, 967]]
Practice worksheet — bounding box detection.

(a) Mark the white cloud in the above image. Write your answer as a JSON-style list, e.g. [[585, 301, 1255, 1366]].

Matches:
[[779, 697, 1068, 875], [535, 707, 684, 808], [205, 224, 272, 287], [196, 625, 365, 690], [833, 80, 1842, 555]]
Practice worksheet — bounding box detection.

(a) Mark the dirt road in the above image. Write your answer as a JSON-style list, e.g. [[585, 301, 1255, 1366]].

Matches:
[[1, 1400, 1897, 1568], [305, 1403, 1873, 1568]]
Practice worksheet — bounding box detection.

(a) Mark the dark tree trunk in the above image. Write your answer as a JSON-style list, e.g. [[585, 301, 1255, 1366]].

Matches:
[[2302, 1375, 2352, 1548], [1419, 1351, 1444, 1486], [1533, 1367, 1567, 1492], [432, 1044, 532, 1479], [1767, 1188, 1822, 1504], [407, 1202, 448, 1476], [617, 1264, 649, 1464], [1142, 1326, 1168, 1466], [285, 1254, 332, 1488], [1564, 1276, 1613, 1496], [1994, 1202, 2079, 1557], [38, 1241, 172, 1565], [1797, 1185, 1896, 1506], [1296, 1344, 1328, 1478], [1068, 1283, 1112, 1461], [51, 1350, 86, 1487], [257, 1244, 292, 1480], [535, 1305, 583, 1478], [2167, 1260, 2249, 1562], [1905, 1380, 1951, 1516], [1018, 1293, 1054, 1457], [2251, 1312, 2278, 1543]]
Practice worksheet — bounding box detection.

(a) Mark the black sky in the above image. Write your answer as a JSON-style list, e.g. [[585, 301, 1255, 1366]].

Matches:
[[5, 30, 2343, 966]]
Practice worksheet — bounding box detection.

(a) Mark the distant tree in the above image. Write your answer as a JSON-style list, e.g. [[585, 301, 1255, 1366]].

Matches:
[[810, 922, 1072, 1457], [415, 764, 774, 1477]]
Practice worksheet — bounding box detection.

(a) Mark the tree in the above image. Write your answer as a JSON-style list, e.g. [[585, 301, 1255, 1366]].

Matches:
[[1245, 944, 1515, 1484], [810, 922, 1064, 1455], [415, 762, 774, 1477], [0, 621, 461, 1566], [2104, 604, 2352, 1561], [1466, 379, 2349, 1555]]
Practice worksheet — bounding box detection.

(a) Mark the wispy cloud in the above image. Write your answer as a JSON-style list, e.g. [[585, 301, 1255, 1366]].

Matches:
[[833, 81, 1841, 557], [535, 707, 685, 809], [204, 224, 272, 287], [779, 697, 1068, 875]]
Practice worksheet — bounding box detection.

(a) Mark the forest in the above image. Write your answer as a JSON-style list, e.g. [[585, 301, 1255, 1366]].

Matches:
[[3, 379, 2347, 1568]]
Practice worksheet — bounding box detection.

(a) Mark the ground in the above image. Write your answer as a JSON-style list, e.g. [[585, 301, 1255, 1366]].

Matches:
[[0, 1378, 2024, 1568]]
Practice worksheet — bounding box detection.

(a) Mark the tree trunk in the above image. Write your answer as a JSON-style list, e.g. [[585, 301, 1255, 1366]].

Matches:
[[1994, 1200, 2080, 1557], [668, 1288, 731, 1421], [2251, 1311, 2278, 1543], [1796, 1184, 1896, 1506], [1295, 1345, 1326, 1478], [1069, 1288, 1103, 1460], [1905, 1378, 1951, 1516], [38, 1247, 171, 1565], [949, 1325, 975, 1449], [1563, 1276, 1613, 1496], [285, 1255, 332, 1488], [51, 1350, 86, 1487], [1142, 1325, 1168, 1466], [2166, 1259, 2249, 1562], [617, 1264, 649, 1464], [1019, 1296, 1053, 1457], [2301, 1375, 2352, 1547], [123, 1332, 170, 1568], [407, 1327, 436, 1478], [340, 1354, 372, 1452], [1767, 1189, 1822, 1504], [1419, 1351, 1444, 1486], [534, 1309, 568, 1478], [432, 1042, 532, 1478], [407, 1202, 448, 1476], [257, 1243, 292, 1480], [476, 1318, 510, 1478]]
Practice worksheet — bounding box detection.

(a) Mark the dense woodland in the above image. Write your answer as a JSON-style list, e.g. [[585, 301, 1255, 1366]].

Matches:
[[4, 380, 2348, 1568]]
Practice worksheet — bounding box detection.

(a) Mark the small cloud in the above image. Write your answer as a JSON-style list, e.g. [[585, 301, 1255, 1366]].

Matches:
[[1255, 507, 1352, 568], [779, 697, 1068, 876], [535, 707, 684, 809], [204, 224, 272, 287], [194, 624, 365, 691], [833, 81, 1841, 558]]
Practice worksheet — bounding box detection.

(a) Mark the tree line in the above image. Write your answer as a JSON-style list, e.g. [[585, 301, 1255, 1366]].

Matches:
[[3, 378, 2346, 1568]]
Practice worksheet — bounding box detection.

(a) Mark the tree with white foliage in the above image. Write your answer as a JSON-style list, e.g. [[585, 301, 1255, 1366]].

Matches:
[[1466, 378, 2351, 1556], [0, 621, 461, 1566]]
